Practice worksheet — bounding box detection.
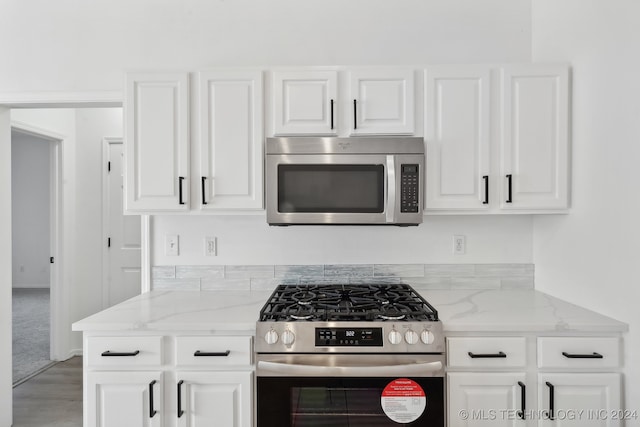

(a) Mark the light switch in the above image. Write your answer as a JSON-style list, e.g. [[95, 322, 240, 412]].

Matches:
[[165, 234, 179, 256]]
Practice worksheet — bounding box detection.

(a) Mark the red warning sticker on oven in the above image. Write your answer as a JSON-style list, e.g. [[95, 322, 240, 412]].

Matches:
[[380, 378, 426, 423]]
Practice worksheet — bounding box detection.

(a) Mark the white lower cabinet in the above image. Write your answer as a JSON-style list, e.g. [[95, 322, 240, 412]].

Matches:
[[448, 372, 527, 427], [537, 373, 621, 427], [176, 371, 253, 427], [447, 336, 623, 427], [87, 371, 164, 427], [84, 334, 253, 427]]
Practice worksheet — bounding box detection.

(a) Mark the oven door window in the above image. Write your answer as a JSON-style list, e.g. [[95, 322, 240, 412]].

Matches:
[[258, 376, 444, 427], [277, 164, 385, 213]]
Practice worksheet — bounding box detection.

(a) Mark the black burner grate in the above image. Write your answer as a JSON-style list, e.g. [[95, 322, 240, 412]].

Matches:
[[259, 283, 438, 322]]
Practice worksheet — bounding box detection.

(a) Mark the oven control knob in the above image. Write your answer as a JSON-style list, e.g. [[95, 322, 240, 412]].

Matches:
[[420, 330, 435, 345], [264, 329, 279, 345], [388, 330, 403, 345], [282, 329, 296, 346], [405, 329, 419, 345]]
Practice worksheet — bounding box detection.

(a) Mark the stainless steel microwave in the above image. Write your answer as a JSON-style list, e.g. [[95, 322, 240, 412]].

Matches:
[[266, 137, 424, 225]]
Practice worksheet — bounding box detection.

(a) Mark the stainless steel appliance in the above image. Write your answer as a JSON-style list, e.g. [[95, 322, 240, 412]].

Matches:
[[266, 137, 424, 226], [256, 283, 445, 426]]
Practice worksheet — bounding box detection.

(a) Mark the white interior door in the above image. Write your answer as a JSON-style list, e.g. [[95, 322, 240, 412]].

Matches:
[[104, 140, 141, 307]]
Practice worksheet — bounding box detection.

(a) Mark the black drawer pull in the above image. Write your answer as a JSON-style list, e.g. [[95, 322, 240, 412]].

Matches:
[[517, 381, 526, 420], [468, 351, 506, 359], [179, 176, 185, 205], [483, 175, 489, 204], [506, 174, 513, 203], [149, 380, 157, 418], [194, 350, 231, 357], [101, 350, 140, 357], [177, 380, 184, 418], [353, 99, 357, 129], [546, 381, 555, 420], [562, 351, 603, 359], [330, 99, 334, 130], [201, 176, 207, 205]]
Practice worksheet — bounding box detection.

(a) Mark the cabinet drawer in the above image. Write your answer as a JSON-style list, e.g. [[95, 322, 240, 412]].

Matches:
[[87, 336, 163, 368], [537, 337, 620, 369], [447, 337, 526, 368], [176, 336, 252, 367]]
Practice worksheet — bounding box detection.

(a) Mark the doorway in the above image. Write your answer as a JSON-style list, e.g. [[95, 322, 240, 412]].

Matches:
[[10, 126, 62, 386]]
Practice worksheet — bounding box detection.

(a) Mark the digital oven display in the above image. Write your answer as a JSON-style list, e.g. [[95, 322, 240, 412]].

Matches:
[[315, 328, 383, 347]]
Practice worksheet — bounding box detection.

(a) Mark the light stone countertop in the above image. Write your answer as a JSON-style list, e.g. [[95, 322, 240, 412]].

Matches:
[[72, 289, 628, 334]]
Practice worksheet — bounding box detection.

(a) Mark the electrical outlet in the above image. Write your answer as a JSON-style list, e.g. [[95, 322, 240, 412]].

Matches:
[[165, 234, 179, 256], [204, 236, 217, 256], [453, 235, 466, 255]]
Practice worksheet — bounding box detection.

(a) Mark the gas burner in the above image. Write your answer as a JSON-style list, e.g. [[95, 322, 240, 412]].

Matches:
[[292, 290, 317, 305], [258, 283, 439, 322]]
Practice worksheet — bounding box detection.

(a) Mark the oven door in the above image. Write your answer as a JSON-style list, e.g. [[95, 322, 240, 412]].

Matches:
[[256, 354, 445, 427], [266, 153, 422, 225]]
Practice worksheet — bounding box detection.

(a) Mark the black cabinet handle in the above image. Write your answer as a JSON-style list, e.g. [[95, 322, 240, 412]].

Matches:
[[177, 380, 184, 418], [201, 176, 207, 205], [353, 99, 357, 129], [468, 351, 506, 359], [330, 99, 334, 130], [178, 176, 185, 205], [546, 381, 555, 420], [149, 380, 157, 418], [483, 175, 489, 204], [517, 381, 526, 420], [506, 174, 513, 203], [194, 350, 231, 357], [562, 351, 603, 359], [101, 350, 140, 357]]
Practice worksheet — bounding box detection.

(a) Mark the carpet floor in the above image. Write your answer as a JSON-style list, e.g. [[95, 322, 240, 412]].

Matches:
[[12, 288, 52, 385]]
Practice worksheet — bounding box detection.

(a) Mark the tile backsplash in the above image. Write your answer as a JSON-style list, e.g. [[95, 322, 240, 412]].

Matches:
[[151, 264, 534, 291]]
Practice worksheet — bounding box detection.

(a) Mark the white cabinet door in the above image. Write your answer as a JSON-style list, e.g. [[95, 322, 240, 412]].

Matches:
[[501, 65, 569, 210], [448, 372, 527, 427], [349, 69, 415, 135], [198, 70, 263, 209], [425, 66, 491, 210], [125, 72, 190, 212], [537, 374, 621, 427], [176, 371, 253, 427], [272, 70, 338, 135], [87, 371, 163, 427]]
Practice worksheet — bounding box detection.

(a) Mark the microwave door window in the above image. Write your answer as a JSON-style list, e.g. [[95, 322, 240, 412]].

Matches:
[[278, 165, 384, 213]]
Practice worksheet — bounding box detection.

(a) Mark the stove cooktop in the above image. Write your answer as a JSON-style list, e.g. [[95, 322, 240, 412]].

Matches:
[[258, 283, 438, 323]]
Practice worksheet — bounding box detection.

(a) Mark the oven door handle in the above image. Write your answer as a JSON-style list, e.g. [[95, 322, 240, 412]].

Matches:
[[257, 360, 443, 377]]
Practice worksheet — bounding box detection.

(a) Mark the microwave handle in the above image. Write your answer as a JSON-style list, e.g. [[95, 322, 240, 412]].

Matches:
[[386, 156, 396, 223], [257, 360, 443, 377]]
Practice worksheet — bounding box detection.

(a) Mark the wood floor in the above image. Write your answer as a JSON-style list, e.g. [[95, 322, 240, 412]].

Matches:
[[13, 356, 82, 427]]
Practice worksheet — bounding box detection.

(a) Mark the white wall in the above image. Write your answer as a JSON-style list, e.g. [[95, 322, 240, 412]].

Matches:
[[0, 0, 531, 93], [153, 215, 533, 265], [532, 0, 640, 420], [11, 132, 51, 288]]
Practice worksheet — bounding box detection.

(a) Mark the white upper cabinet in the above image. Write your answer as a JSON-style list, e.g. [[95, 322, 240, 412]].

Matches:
[[425, 66, 491, 210], [501, 65, 570, 210], [124, 72, 190, 212], [272, 70, 337, 135], [197, 70, 263, 210], [349, 69, 415, 135], [424, 64, 570, 214]]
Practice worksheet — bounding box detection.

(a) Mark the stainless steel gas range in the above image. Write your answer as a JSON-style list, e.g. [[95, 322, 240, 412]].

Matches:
[[255, 283, 445, 427]]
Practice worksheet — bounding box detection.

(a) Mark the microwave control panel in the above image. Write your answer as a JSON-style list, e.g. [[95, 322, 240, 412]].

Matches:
[[400, 164, 419, 213]]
